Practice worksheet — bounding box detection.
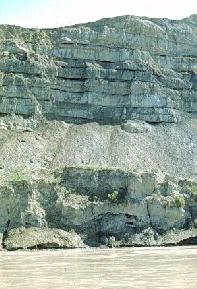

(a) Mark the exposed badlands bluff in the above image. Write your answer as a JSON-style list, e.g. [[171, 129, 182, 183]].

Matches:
[[0, 15, 197, 250]]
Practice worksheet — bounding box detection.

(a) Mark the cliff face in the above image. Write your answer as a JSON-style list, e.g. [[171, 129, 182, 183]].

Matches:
[[0, 15, 197, 250], [0, 14, 196, 123], [1, 167, 197, 250]]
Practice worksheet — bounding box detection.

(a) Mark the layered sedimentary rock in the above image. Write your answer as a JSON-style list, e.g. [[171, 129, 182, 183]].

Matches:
[[0, 15, 197, 249], [0, 14, 196, 123]]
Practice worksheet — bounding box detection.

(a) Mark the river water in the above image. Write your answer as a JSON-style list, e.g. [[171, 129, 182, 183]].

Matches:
[[0, 246, 197, 289]]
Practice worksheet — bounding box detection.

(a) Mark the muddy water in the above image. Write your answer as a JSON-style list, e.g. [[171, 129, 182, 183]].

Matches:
[[0, 246, 197, 289]]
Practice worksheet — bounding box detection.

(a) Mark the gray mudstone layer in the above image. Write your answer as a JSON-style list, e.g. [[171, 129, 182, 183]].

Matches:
[[0, 14, 196, 124]]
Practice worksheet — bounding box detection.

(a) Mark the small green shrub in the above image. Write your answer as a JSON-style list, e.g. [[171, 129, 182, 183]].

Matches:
[[174, 195, 185, 208], [107, 190, 119, 203], [187, 182, 197, 194], [9, 171, 27, 182], [186, 181, 197, 201]]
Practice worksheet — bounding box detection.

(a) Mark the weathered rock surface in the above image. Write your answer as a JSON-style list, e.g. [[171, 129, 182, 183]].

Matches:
[[0, 15, 196, 123], [0, 15, 196, 249], [3, 227, 85, 250], [0, 167, 197, 249], [0, 117, 196, 179], [121, 120, 152, 133]]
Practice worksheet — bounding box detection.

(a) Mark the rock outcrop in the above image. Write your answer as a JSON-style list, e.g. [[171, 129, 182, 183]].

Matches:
[[0, 15, 196, 249], [0, 166, 197, 249], [0, 14, 196, 123], [4, 227, 85, 250]]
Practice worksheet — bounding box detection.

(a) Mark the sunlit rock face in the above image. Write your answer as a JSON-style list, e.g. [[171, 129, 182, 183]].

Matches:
[[0, 15, 197, 250], [0, 14, 196, 123]]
